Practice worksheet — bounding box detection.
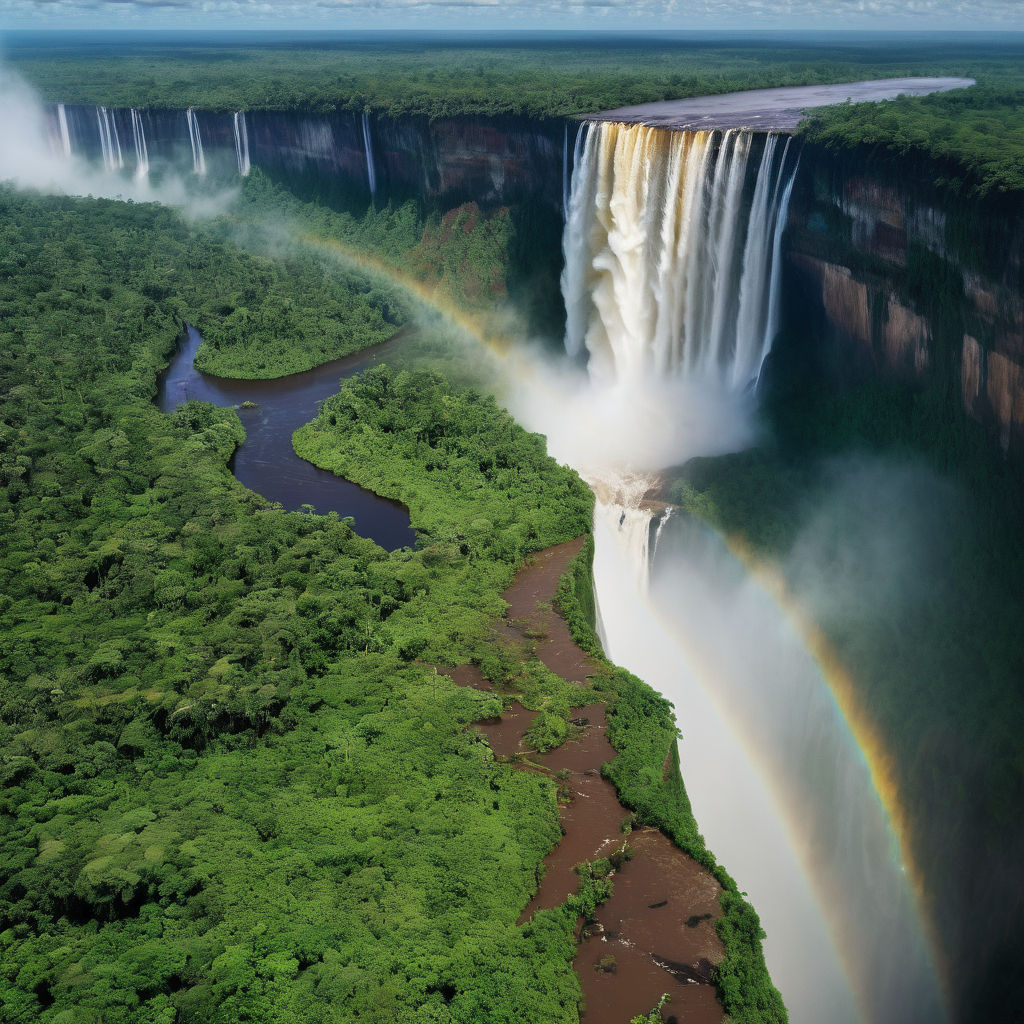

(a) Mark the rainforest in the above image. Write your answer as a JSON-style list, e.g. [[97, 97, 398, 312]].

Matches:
[[1, 22, 1023, 1024]]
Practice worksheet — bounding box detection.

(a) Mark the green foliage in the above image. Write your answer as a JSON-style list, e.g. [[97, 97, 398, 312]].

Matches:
[[238, 172, 514, 320], [294, 366, 592, 587], [552, 549, 786, 1023], [523, 710, 570, 754], [553, 535, 603, 660], [192, 249, 409, 378], [630, 992, 671, 1024], [800, 85, 1024, 197], [0, 188, 593, 1023], [408, 203, 513, 309]]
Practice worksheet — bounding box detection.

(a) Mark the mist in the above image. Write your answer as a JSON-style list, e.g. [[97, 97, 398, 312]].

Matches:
[[506, 353, 759, 480], [645, 455, 962, 1024], [0, 61, 237, 217]]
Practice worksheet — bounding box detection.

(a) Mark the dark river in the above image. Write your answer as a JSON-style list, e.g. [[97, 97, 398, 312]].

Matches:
[[156, 324, 416, 550]]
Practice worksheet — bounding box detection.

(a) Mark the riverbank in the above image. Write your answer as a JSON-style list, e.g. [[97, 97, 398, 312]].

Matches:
[[446, 536, 726, 1024]]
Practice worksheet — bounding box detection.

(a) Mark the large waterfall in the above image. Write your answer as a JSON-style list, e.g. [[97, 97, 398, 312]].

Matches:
[[541, 120, 946, 1024], [563, 122, 796, 391]]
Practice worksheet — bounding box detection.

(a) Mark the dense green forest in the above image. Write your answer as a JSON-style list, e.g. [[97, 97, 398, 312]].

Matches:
[[234, 172, 517, 321], [0, 188, 408, 381], [7, 35, 1024, 118], [0, 187, 584, 1023], [800, 84, 1024, 196], [191, 250, 409, 379], [0, 187, 781, 1021]]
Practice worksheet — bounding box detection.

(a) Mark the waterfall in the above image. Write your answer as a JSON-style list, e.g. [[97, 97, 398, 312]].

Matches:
[[96, 106, 123, 172], [56, 103, 72, 157], [587, 473, 659, 593], [549, 118, 946, 1023], [652, 506, 674, 561], [130, 109, 149, 179], [233, 111, 250, 176], [186, 108, 206, 177], [562, 121, 797, 391], [562, 123, 570, 220], [361, 111, 377, 198]]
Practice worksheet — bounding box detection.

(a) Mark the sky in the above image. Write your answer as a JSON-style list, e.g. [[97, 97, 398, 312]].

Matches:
[[1, 0, 1023, 32]]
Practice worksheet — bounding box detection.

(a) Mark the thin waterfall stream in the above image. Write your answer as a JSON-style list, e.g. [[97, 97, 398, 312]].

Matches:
[[233, 111, 251, 176], [186, 108, 206, 176]]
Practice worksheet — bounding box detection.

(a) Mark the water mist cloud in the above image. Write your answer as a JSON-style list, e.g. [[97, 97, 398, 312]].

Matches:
[[509, 356, 760, 479], [641, 455, 959, 1024], [0, 61, 237, 218]]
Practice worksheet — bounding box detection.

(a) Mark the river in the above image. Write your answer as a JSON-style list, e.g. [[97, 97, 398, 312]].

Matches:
[[156, 324, 415, 550]]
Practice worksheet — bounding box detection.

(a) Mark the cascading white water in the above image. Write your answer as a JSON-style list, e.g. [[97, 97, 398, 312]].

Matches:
[[548, 119, 947, 1023], [233, 111, 251, 177], [56, 103, 72, 158], [562, 121, 797, 390], [735, 134, 798, 387], [186, 108, 206, 177], [361, 111, 377, 198], [651, 506, 673, 562], [130, 109, 149, 180], [96, 106, 124, 172]]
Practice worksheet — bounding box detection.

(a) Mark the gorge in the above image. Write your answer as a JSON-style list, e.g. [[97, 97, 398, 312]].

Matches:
[[14, 69, 1024, 1024]]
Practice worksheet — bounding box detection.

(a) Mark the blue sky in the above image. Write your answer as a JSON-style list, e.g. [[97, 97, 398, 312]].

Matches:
[[1, 0, 1022, 32]]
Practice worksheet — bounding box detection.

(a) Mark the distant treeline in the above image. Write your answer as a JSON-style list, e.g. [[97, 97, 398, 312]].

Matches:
[[9, 38, 1024, 118]]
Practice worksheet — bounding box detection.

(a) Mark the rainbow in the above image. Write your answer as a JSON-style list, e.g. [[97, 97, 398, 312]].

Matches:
[[715, 531, 950, 1001], [286, 220, 948, 1021]]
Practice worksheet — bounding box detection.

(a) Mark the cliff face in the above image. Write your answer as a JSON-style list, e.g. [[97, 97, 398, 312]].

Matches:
[[53, 103, 1024, 456], [50, 104, 565, 209], [782, 144, 1024, 456]]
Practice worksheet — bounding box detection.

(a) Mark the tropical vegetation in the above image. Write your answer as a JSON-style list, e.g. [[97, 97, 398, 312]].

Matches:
[[0, 184, 783, 1023]]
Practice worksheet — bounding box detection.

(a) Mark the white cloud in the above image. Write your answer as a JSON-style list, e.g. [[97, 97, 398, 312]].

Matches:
[[1, 0, 1023, 27]]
